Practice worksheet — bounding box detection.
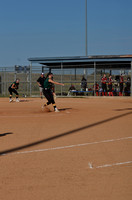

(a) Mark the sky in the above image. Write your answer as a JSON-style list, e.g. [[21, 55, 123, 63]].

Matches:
[[0, 0, 132, 66]]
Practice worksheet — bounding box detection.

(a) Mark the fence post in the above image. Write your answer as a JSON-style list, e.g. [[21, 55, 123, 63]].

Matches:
[[131, 61, 132, 97], [30, 62, 32, 97], [94, 62, 96, 96], [4, 68, 6, 96], [61, 62, 63, 96]]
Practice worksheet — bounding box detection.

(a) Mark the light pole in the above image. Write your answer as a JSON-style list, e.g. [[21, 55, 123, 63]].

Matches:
[[85, 0, 88, 56], [84, 0, 88, 76]]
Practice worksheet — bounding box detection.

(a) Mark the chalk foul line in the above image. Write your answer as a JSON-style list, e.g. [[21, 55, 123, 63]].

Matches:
[[2, 136, 132, 156], [88, 160, 132, 169]]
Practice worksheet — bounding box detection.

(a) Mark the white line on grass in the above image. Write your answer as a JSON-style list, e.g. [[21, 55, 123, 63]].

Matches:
[[3, 136, 132, 156]]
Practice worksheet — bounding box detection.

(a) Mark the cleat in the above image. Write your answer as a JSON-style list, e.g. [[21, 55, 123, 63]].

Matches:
[[16, 98, 20, 102], [9, 99, 13, 103], [55, 108, 60, 112]]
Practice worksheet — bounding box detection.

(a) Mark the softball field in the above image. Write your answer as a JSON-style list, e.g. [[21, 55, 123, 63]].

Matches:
[[0, 97, 132, 200]]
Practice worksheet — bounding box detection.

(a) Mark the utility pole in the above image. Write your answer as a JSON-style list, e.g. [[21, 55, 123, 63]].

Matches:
[[84, 0, 88, 75], [85, 0, 88, 56]]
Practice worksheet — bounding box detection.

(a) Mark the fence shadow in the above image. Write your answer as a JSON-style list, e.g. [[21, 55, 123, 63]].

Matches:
[[0, 111, 132, 156], [114, 108, 132, 111], [0, 132, 13, 137]]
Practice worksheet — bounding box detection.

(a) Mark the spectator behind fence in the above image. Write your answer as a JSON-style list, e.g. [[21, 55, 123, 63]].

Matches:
[[81, 76, 87, 91], [69, 84, 76, 91], [68, 84, 76, 96], [101, 74, 107, 96], [108, 75, 113, 96]]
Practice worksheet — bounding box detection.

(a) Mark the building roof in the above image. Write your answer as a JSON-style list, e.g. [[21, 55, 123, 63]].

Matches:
[[28, 55, 132, 69]]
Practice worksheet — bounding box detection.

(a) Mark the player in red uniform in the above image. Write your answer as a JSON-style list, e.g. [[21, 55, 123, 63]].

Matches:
[[101, 74, 107, 96], [108, 75, 113, 96], [94, 82, 99, 96], [119, 74, 124, 96]]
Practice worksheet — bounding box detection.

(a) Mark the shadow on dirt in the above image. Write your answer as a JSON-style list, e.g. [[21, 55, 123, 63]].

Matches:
[[0, 132, 13, 137], [114, 108, 132, 111], [58, 108, 72, 111], [0, 111, 132, 156], [19, 100, 30, 102]]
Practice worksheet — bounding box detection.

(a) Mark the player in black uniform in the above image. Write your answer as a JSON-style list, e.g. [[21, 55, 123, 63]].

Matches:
[[42, 73, 64, 112], [8, 79, 20, 102], [37, 73, 45, 99]]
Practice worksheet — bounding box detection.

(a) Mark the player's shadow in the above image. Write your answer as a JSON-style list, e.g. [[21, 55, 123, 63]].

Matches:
[[59, 108, 72, 111], [0, 132, 13, 137], [0, 111, 132, 156], [19, 100, 29, 102], [114, 108, 132, 111]]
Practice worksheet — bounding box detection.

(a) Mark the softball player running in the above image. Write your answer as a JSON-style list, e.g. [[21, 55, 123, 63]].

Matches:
[[42, 73, 64, 112], [8, 79, 20, 102]]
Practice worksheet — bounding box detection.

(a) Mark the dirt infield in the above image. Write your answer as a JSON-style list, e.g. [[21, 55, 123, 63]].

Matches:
[[0, 97, 132, 200]]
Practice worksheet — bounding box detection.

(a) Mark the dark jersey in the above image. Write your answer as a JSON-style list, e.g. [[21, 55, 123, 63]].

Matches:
[[10, 81, 19, 89], [37, 77, 45, 87], [81, 78, 87, 88], [44, 78, 51, 89]]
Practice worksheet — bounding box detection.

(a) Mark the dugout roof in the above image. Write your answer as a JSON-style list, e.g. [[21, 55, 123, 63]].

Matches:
[[28, 55, 132, 70]]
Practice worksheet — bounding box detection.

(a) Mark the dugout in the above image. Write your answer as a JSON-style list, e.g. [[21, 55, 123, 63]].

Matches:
[[28, 55, 132, 97]]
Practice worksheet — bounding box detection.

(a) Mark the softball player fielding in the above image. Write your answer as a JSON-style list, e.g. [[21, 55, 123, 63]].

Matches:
[[8, 79, 20, 102]]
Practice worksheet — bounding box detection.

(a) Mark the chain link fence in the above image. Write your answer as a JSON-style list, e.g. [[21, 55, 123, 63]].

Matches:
[[0, 65, 131, 97]]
